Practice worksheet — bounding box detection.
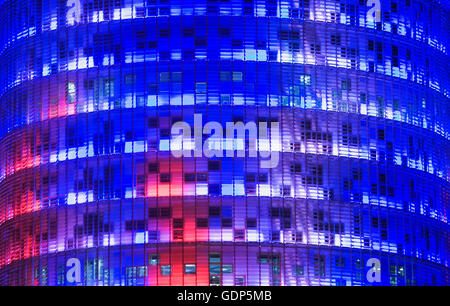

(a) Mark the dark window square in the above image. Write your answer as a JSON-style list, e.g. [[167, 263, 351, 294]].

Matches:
[[148, 162, 159, 173], [246, 218, 257, 228], [197, 218, 209, 228], [160, 173, 171, 183], [208, 161, 221, 171]]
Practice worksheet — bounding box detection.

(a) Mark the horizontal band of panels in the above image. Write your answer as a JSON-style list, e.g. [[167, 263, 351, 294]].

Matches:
[[0, 243, 447, 286], [1, 0, 448, 55], [1, 16, 449, 99], [1, 107, 448, 180], [1, 63, 449, 141]]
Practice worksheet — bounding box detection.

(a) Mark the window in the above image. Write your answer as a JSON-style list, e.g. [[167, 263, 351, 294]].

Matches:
[[258, 254, 269, 264], [246, 218, 257, 228], [290, 163, 302, 174], [197, 173, 208, 182], [246, 173, 256, 183], [195, 38, 207, 47], [208, 160, 221, 171], [160, 72, 170, 82], [183, 28, 194, 37], [314, 255, 326, 277], [160, 207, 172, 218], [208, 184, 221, 195], [232, 40, 242, 47], [220, 71, 231, 81], [392, 57, 399, 67], [66, 82, 76, 103], [184, 173, 196, 182], [378, 129, 385, 140], [184, 264, 196, 275], [159, 29, 169, 37], [221, 218, 232, 228], [391, 1, 398, 13], [185, 173, 208, 182], [209, 254, 221, 276], [125, 74, 136, 85], [300, 75, 311, 86], [222, 265, 233, 274], [232, 72, 243, 82], [126, 266, 148, 279], [125, 220, 147, 231], [196, 218, 209, 228], [149, 254, 159, 266], [331, 34, 341, 45], [268, 51, 278, 61], [235, 276, 245, 286], [160, 173, 171, 183], [148, 162, 159, 173], [209, 264, 220, 275], [196, 82, 207, 93], [149, 207, 172, 218], [296, 265, 304, 276], [310, 44, 321, 54], [103, 79, 114, 97], [271, 231, 280, 241], [342, 80, 351, 91], [219, 27, 230, 36], [161, 265, 171, 276], [57, 266, 65, 285], [148, 117, 159, 128], [172, 72, 182, 82], [148, 83, 158, 94], [234, 230, 245, 240], [148, 231, 159, 241], [258, 173, 268, 183], [335, 256, 346, 267], [220, 94, 231, 104], [160, 129, 171, 138], [173, 218, 184, 229], [209, 253, 220, 263], [209, 206, 221, 217], [125, 131, 135, 141]]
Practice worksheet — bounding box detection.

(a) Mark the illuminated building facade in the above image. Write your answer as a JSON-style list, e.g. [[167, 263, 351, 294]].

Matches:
[[0, 0, 449, 286]]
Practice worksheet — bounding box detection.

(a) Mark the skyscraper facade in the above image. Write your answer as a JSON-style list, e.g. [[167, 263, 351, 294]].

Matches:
[[0, 0, 448, 286]]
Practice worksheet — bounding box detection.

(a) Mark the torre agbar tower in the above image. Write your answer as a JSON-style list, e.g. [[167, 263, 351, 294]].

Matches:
[[0, 0, 449, 286]]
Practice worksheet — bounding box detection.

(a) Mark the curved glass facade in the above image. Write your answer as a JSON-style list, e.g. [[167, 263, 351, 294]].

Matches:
[[0, 0, 449, 286]]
